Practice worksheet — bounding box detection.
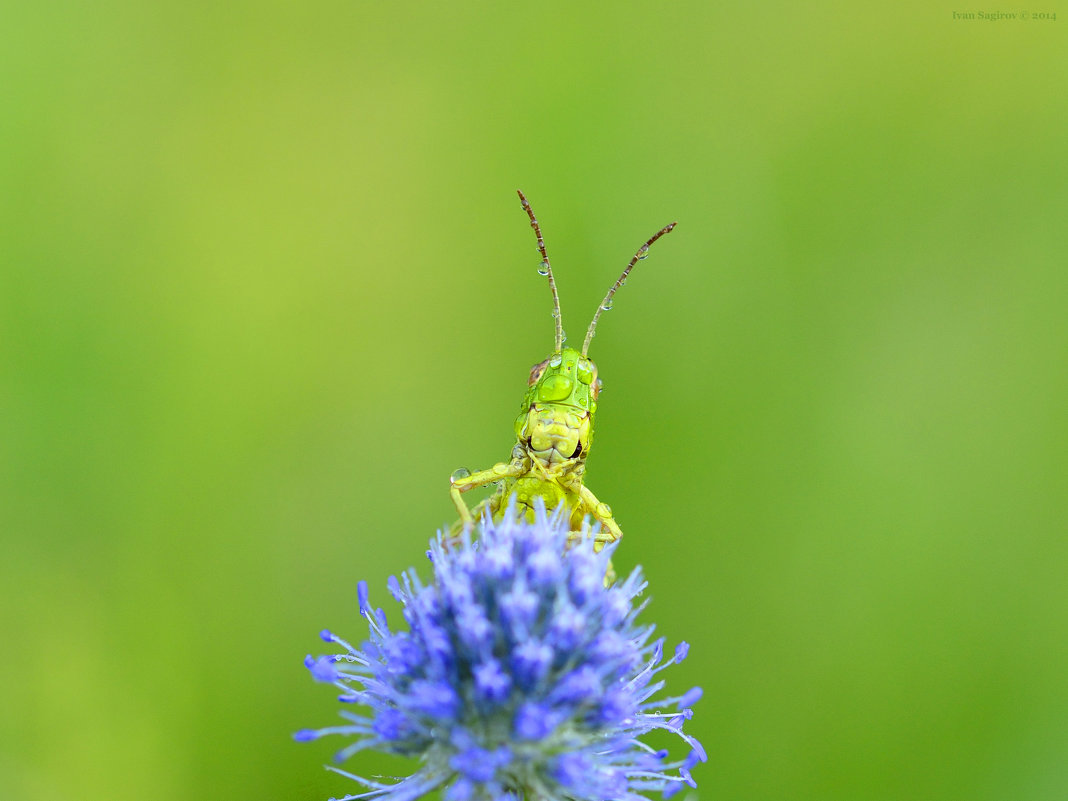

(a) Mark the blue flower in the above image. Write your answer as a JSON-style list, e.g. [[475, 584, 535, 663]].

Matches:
[[295, 499, 705, 800]]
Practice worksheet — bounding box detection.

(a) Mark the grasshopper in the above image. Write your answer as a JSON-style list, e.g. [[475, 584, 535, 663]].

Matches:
[[449, 190, 676, 562]]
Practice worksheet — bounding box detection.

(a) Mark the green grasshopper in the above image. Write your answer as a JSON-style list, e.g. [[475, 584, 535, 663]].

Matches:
[[449, 190, 676, 559]]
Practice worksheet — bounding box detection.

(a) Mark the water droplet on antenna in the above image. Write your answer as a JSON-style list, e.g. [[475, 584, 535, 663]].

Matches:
[[537, 261, 550, 276]]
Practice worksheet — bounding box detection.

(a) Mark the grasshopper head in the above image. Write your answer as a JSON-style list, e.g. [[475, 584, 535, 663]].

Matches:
[[512, 190, 674, 447], [517, 347, 600, 419], [514, 347, 602, 453]]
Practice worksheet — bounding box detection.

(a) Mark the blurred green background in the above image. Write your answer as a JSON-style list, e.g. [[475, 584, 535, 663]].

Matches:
[[2, 2, 1066, 800]]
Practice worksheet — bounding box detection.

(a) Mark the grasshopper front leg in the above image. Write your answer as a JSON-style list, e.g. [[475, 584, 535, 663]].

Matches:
[[572, 484, 624, 547], [449, 459, 526, 538], [560, 483, 623, 587]]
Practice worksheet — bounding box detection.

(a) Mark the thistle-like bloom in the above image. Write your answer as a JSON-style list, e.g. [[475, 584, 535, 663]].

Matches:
[[295, 500, 705, 801]]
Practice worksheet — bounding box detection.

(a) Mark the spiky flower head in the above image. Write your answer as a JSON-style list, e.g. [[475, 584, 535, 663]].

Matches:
[[295, 499, 705, 800]]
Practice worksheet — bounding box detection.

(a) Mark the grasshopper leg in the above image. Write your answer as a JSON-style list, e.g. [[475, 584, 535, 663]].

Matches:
[[575, 484, 624, 545], [449, 461, 525, 538], [569, 485, 623, 587]]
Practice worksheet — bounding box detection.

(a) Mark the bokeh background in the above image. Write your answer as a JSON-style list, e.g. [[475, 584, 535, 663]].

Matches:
[[2, 2, 1066, 800]]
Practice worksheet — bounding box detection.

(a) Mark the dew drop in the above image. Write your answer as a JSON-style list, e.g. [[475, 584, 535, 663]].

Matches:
[[561, 330, 568, 343], [600, 299, 614, 311], [537, 261, 550, 276], [549, 355, 563, 367], [450, 467, 471, 483], [637, 246, 650, 260]]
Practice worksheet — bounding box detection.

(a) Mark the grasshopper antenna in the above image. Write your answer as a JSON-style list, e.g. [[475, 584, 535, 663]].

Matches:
[[581, 220, 677, 358], [518, 189, 564, 353]]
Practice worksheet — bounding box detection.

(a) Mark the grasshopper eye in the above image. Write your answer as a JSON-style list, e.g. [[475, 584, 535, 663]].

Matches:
[[528, 358, 550, 386], [592, 377, 603, 400]]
